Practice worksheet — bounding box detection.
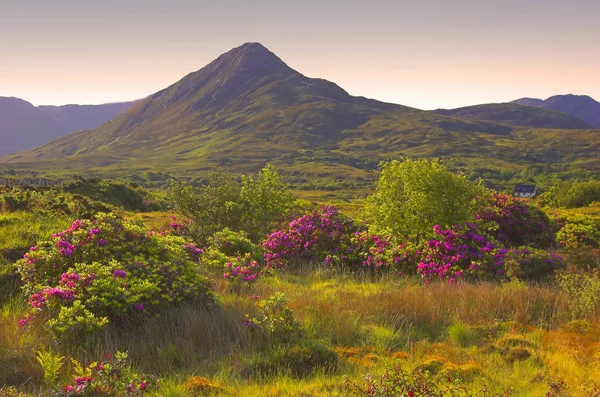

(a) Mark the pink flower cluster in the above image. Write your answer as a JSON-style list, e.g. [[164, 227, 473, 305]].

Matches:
[[263, 206, 359, 269], [417, 224, 507, 281], [224, 257, 261, 282]]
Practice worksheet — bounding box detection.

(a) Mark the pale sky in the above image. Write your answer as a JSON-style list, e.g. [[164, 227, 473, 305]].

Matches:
[[1, 0, 599, 109]]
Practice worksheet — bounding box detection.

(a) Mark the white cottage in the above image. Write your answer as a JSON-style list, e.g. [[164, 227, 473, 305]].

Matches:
[[514, 184, 536, 198]]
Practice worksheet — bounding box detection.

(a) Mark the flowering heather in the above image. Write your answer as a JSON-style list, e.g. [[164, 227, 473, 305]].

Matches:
[[475, 193, 553, 248], [417, 224, 507, 281]]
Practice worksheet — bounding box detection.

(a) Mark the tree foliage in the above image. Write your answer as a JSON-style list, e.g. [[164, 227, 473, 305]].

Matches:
[[168, 164, 295, 242], [364, 159, 488, 238]]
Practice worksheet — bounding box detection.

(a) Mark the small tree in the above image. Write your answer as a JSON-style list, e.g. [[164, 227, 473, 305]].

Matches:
[[364, 158, 488, 238], [241, 164, 295, 240], [168, 168, 243, 242]]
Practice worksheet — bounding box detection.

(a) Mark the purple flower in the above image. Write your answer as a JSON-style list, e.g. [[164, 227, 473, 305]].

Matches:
[[113, 269, 127, 278]]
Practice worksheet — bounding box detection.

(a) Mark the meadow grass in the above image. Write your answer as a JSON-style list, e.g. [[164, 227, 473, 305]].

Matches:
[[2, 266, 599, 396]]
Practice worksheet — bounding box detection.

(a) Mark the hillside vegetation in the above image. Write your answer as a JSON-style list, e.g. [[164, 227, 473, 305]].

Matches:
[[1, 161, 600, 396], [2, 43, 599, 190], [432, 103, 592, 129]]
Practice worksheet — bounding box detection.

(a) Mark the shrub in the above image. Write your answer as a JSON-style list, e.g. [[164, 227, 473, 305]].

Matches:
[[15, 213, 214, 340], [168, 165, 295, 243], [475, 193, 553, 247], [57, 351, 150, 396], [240, 163, 296, 241], [503, 247, 564, 280], [554, 213, 600, 248], [325, 231, 418, 274], [210, 228, 258, 257], [558, 271, 600, 319], [223, 253, 263, 287], [562, 244, 600, 272], [36, 350, 65, 386], [364, 158, 488, 238], [168, 168, 244, 243], [262, 206, 360, 270], [346, 364, 477, 396], [416, 224, 507, 281], [243, 293, 302, 343]]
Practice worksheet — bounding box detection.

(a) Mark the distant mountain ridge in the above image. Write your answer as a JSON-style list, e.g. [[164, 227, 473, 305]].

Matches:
[[512, 94, 600, 128], [2, 43, 599, 187], [0, 97, 137, 155], [432, 103, 592, 129]]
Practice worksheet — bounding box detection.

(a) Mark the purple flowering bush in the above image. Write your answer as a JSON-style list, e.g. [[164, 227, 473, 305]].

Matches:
[[475, 194, 553, 248], [262, 206, 361, 269], [416, 224, 507, 282], [15, 213, 214, 340], [503, 247, 564, 280]]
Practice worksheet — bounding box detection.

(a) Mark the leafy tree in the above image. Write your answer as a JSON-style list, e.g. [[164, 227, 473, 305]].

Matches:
[[168, 168, 243, 242], [168, 165, 294, 242], [364, 158, 488, 238], [241, 163, 295, 240]]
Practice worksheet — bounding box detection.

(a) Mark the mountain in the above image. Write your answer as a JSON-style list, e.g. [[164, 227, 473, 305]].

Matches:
[[512, 95, 600, 128], [0, 97, 137, 155], [432, 103, 592, 129], [2, 43, 599, 187]]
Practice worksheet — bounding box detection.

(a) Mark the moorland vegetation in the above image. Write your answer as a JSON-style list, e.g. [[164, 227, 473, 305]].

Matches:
[[1, 160, 600, 396]]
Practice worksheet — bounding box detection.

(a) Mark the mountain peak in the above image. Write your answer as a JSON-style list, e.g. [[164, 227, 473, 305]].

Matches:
[[215, 42, 295, 77], [148, 42, 298, 109]]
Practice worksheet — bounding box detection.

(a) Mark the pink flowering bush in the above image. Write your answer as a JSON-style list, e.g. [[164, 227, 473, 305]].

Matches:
[[475, 193, 553, 248], [324, 231, 418, 275], [58, 351, 150, 396], [262, 206, 361, 269], [15, 213, 214, 340], [223, 253, 262, 288], [417, 224, 507, 281]]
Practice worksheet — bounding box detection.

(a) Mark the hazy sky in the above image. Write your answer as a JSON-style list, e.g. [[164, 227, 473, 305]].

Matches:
[[1, 0, 599, 109]]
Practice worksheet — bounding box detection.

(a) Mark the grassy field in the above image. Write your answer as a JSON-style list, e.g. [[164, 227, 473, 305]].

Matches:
[[2, 268, 599, 396], [1, 175, 599, 396]]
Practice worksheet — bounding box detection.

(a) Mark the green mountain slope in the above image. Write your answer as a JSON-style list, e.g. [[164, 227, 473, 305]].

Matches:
[[2, 43, 599, 187], [512, 94, 600, 128], [432, 103, 592, 129]]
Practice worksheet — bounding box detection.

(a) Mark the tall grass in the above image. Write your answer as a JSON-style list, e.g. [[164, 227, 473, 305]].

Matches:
[[1, 265, 598, 395]]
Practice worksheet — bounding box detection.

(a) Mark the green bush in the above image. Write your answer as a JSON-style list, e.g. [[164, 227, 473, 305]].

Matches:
[[244, 293, 302, 343], [210, 228, 258, 258], [364, 158, 488, 238], [168, 165, 295, 243], [555, 213, 600, 248], [558, 271, 600, 319]]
